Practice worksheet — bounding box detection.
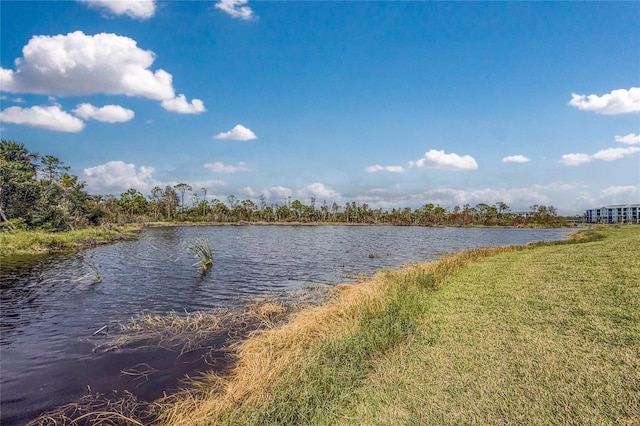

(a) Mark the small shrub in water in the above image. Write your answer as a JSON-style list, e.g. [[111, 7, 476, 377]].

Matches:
[[188, 238, 213, 273], [80, 256, 102, 284]]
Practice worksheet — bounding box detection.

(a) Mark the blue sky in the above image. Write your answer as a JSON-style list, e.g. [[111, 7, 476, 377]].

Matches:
[[1, 0, 639, 215]]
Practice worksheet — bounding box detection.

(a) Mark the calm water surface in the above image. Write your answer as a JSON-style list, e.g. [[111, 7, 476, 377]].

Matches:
[[1, 225, 576, 424]]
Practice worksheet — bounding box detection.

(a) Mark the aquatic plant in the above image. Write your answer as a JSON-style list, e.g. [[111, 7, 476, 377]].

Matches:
[[80, 256, 102, 284], [187, 238, 213, 273], [25, 390, 150, 426]]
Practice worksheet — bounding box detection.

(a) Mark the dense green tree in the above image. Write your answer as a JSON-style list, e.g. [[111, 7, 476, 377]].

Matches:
[[276, 204, 292, 221], [35, 154, 90, 230], [233, 199, 257, 221], [260, 205, 276, 222], [0, 140, 40, 224], [212, 199, 230, 221], [119, 188, 148, 216], [529, 204, 562, 226], [291, 199, 305, 220], [1, 142, 90, 230]]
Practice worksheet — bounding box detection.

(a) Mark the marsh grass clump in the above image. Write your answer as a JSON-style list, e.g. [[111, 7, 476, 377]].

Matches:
[[187, 238, 213, 273], [95, 297, 296, 359], [79, 256, 102, 284], [25, 391, 155, 426], [29, 297, 302, 426], [113, 310, 228, 356]]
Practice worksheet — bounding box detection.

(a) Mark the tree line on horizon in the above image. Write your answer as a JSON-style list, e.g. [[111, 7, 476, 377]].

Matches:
[[1, 140, 569, 231]]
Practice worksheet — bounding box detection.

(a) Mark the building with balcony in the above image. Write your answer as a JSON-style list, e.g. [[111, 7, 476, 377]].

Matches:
[[584, 204, 640, 224]]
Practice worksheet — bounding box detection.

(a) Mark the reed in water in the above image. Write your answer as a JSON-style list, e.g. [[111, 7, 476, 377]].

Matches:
[[187, 238, 214, 273]]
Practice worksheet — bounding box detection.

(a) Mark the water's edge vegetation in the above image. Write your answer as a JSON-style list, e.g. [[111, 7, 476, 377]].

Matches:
[[26, 225, 640, 425], [2, 140, 573, 243], [2, 139, 577, 259], [0, 224, 140, 257]]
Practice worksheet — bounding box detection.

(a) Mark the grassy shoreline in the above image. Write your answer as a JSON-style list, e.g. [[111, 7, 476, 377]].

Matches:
[[0, 225, 141, 257], [153, 225, 638, 425], [25, 225, 639, 425]]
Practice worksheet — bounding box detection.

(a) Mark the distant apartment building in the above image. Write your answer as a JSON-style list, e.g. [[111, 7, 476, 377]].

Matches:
[[584, 204, 640, 224]]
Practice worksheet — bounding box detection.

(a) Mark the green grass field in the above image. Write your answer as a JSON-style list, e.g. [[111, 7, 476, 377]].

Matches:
[[156, 226, 639, 425]]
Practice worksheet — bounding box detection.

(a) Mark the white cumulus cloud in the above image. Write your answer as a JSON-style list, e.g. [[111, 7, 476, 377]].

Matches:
[[0, 31, 203, 113], [1, 31, 172, 99], [78, 0, 156, 19], [365, 164, 405, 173], [0, 105, 84, 132], [72, 103, 134, 123], [203, 161, 247, 173], [83, 160, 160, 193], [569, 87, 640, 115], [215, 0, 256, 20], [161, 94, 206, 114], [600, 185, 637, 196], [560, 153, 594, 166], [592, 146, 640, 161], [269, 186, 293, 200], [615, 133, 640, 145], [299, 183, 341, 200], [409, 149, 478, 170], [239, 186, 256, 198], [560, 147, 640, 166], [502, 155, 530, 163], [213, 124, 257, 141]]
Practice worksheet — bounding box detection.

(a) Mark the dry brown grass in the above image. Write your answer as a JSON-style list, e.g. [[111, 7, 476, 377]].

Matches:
[[25, 391, 152, 426], [154, 280, 386, 425], [96, 298, 294, 359]]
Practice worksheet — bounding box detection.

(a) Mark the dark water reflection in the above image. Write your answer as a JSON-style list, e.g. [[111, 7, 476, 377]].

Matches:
[[0, 225, 575, 424]]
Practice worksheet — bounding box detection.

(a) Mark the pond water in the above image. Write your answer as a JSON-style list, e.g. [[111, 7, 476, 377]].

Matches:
[[0, 225, 576, 424]]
